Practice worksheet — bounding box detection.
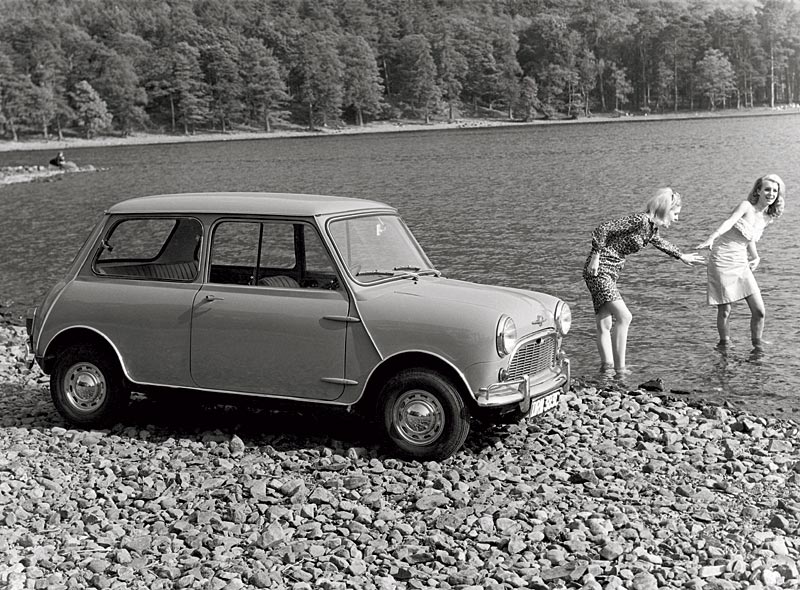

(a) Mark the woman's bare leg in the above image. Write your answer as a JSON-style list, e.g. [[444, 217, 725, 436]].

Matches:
[[745, 292, 766, 347], [594, 309, 614, 369], [716, 303, 732, 344], [598, 300, 632, 371]]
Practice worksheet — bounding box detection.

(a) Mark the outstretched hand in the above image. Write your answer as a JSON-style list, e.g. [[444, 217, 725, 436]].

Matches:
[[695, 237, 714, 250], [681, 252, 706, 266]]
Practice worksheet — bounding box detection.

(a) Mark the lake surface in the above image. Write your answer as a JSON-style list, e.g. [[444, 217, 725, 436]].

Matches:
[[2, 114, 799, 421]]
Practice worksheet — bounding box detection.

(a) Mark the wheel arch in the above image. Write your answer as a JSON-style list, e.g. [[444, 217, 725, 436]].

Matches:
[[356, 351, 473, 414], [42, 327, 123, 376]]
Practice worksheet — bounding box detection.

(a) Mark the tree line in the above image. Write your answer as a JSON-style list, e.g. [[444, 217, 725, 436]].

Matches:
[[1, 0, 799, 141]]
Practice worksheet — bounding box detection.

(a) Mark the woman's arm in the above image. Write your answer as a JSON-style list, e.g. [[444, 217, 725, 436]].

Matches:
[[696, 201, 751, 249], [747, 241, 760, 271], [651, 234, 705, 265]]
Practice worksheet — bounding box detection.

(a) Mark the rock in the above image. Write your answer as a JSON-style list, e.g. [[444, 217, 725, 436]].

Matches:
[[0, 325, 798, 590], [639, 378, 665, 392]]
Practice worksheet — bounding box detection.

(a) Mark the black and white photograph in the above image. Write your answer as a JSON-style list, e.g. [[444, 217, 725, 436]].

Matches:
[[1, 0, 798, 588]]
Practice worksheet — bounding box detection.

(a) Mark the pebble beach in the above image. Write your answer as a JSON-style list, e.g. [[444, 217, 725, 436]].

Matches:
[[1, 321, 798, 590]]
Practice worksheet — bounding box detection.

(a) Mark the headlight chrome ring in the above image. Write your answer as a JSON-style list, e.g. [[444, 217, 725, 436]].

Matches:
[[555, 302, 572, 335], [496, 315, 517, 357]]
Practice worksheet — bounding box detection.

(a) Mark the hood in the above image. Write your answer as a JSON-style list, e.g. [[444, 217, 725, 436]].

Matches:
[[354, 276, 562, 342]]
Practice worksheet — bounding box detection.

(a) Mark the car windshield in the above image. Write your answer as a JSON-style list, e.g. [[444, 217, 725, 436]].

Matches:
[[328, 214, 438, 283]]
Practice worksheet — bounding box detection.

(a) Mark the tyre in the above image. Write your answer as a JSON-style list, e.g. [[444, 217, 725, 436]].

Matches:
[[50, 344, 129, 427], [378, 369, 470, 460]]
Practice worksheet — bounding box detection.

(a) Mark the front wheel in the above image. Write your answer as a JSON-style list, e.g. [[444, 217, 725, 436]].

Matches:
[[50, 345, 129, 427], [378, 369, 470, 460]]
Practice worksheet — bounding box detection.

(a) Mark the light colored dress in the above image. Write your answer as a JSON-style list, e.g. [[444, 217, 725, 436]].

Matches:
[[706, 217, 763, 305]]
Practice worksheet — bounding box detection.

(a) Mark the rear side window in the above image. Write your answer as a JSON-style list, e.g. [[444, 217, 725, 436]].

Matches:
[[94, 217, 202, 282]]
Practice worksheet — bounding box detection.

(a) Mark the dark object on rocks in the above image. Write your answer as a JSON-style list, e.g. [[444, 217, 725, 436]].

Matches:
[[49, 151, 66, 168], [639, 377, 665, 392]]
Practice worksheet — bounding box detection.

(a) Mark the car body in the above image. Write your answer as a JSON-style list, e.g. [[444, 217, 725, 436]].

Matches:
[[28, 192, 571, 459]]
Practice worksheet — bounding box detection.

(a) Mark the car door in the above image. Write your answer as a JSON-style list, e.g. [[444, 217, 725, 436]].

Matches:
[[86, 216, 203, 386], [190, 219, 350, 400]]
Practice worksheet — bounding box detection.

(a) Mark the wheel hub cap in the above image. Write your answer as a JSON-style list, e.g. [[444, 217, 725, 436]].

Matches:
[[394, 390, 444, 445], [64, 363, 107, 412]]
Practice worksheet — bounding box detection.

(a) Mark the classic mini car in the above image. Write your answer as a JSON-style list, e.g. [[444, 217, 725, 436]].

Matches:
[[27, 192, 571, 460]]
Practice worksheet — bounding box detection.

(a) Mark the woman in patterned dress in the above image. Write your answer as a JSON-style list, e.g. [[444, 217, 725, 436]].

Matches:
[[584, 188, 704, 374], [696, 174, 785, 351]]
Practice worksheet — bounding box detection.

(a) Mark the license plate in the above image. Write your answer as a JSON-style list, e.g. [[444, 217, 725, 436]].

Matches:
[[527, 391, 559, 417]]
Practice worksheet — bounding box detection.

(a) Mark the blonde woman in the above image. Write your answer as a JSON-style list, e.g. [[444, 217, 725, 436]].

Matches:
[[584, 188, 705, 374], [696, 174, 785, 351]]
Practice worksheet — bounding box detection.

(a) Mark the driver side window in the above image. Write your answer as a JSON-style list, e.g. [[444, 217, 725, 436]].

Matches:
[[208, 220, 339, 289]]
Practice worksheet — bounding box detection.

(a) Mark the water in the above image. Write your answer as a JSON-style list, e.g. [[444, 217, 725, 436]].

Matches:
[[2, 114, 799, 420]]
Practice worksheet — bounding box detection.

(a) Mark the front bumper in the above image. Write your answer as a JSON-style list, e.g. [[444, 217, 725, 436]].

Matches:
[[476, 358, 570, 410]]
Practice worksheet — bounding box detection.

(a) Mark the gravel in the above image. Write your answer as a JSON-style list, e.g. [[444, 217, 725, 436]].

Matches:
[[1, 322, 798, 589]]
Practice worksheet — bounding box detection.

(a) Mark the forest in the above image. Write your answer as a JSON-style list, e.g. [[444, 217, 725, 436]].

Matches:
[[1, 0, 799, 142]]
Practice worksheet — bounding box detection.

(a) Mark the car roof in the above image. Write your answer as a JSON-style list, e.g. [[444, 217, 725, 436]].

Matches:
[[106, 192, 396, 217]]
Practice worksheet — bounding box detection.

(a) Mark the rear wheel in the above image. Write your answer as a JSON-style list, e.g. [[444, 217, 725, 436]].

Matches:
[[50, 345, 129, 426], [378, 369, 470, 460]]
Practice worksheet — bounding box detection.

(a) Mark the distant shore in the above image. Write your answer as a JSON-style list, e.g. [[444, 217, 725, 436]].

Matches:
[[2, 106, 799, 153]]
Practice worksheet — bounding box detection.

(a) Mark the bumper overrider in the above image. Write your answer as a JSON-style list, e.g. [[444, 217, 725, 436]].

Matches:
[[25, 308, 37, 369], [476, 357, 571, 413]]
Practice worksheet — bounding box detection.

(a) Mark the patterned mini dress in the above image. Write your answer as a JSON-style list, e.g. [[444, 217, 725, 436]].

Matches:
[[583, 212, 683, 313]]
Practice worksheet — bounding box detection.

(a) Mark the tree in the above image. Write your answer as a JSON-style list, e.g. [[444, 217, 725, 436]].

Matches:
[[394, 34, 441, 123], [517, 75, 541, 121], [172, 42, 210, 134], [202, 35, 244, 132], [696, 49, 736, 110], [95, 50, 148, 135], [611, 64, 632, 111], [576, 49, 599, 116], [299, 31, 344, 128], [339, 34, 384, 126], [494, 22, 523, 119], [240, 38, 289, 132], [433, 30, 467, 121], [757, 0, 798, 107], [0, 52, 36, 141], [69, 80, 112, 138]]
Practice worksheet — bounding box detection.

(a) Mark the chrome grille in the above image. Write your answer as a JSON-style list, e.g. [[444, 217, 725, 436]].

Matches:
[[507, 335, 557, 379]]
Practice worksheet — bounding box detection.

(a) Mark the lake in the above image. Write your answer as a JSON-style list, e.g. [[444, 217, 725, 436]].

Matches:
[[2, 113, 799, 421]]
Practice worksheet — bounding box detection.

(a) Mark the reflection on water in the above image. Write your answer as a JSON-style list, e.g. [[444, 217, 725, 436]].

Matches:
[[1, 113, 799, 420]]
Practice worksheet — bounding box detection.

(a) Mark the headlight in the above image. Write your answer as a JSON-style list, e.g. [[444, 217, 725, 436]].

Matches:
[[555, 302, 572, 335], [496, 315, 517, 357]]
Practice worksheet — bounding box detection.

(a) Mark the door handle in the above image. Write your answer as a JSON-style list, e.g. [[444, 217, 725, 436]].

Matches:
[[204, 294, 224, 302]]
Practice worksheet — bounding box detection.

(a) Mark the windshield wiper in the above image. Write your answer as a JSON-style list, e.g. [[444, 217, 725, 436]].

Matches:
[[394, 266, 442, 277], [355, 270, 396, 277]]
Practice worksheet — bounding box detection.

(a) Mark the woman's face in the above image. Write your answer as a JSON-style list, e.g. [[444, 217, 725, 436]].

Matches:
[[660, 205, 681, 227], [759, 179, 780, 207]]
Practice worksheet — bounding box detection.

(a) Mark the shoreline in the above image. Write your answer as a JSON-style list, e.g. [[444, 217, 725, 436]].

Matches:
[[2, 106, 799, 153]]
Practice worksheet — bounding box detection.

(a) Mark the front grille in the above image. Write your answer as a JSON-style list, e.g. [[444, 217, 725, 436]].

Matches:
[[506, 335, 557, 379]]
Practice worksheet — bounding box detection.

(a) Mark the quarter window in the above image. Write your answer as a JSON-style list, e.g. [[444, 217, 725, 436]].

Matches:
[[94, 218, 202, 281]]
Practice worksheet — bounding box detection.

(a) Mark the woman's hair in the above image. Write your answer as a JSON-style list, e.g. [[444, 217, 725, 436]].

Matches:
[[747, 173, 785, 219], [646, 188, 681, 227]]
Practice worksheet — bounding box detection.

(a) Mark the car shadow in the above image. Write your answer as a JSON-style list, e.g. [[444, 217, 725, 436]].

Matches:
[[1, 383, 527, 460]]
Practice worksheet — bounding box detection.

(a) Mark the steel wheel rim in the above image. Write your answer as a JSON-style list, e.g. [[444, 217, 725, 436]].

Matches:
[[393, 389, 445, 446], [63, 362, 107, 413]]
